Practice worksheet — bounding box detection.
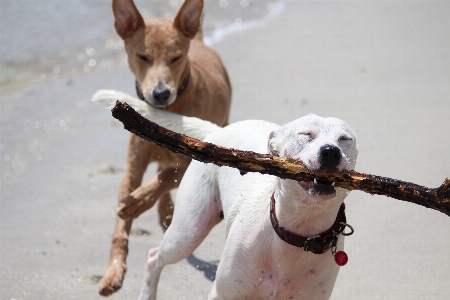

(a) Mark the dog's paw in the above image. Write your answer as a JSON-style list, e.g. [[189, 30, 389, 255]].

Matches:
[[116, 201, 138, 220], [98, 263, 127, 296], [116, 196, 155, 220], [116, 203, 143, 220]]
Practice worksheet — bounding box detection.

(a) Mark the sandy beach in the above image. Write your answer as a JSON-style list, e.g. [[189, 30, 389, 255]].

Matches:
[[1, 1, 449, 299]]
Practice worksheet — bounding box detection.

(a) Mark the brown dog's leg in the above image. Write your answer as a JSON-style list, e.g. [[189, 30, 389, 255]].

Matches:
[[99, 167, 184, 295], [116, 165, 187, 220], [99, 136, 151, 296], [158, 192, 174, 230], [98, 217, 132, 296]]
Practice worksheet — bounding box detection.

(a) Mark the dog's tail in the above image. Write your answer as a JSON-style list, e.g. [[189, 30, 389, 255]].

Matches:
[[91, 90, 220, 141]]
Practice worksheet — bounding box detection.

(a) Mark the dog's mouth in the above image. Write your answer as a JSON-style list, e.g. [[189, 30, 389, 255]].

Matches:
[[299, 178, 336, 199], [146, 101, 169, 109]]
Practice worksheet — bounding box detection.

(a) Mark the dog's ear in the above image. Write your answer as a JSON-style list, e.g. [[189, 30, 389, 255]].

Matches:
[[112, 0, 145, 39], [267, 131, 279, 157], [173, 0, 203, 39]]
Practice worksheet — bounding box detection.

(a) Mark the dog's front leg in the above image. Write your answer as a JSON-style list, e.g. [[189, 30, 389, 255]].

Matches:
[[116, 165, 187, 220], [99, 216, 133, 296], [99, 135, 152, 296], [138, 247, 161, 300], [139, 162, 223, 299]]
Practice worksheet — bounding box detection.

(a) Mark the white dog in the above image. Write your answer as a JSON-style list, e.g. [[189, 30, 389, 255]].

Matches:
[[93, 90, 358, 300]]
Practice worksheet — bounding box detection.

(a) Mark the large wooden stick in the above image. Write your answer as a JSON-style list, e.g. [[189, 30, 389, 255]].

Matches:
[[111, 101, 450, 217]]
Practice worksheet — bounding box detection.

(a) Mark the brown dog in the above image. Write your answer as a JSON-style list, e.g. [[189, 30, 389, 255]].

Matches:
[[98, 0, 231, 296]]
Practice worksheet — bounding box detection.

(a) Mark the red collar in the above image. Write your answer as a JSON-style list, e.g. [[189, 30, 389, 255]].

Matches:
[[270, 194, 353, 255]]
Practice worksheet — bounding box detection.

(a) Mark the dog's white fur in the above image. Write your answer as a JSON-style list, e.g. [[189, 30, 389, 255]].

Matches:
[[93, 90, 358, 300]]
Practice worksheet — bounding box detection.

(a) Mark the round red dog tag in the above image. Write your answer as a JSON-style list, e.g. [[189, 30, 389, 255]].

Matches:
[[334, 251, 348, 266]]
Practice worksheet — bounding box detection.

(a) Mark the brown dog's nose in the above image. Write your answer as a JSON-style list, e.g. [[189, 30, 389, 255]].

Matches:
[[152, 87, 171, 104], [318, 144, 341, 170]]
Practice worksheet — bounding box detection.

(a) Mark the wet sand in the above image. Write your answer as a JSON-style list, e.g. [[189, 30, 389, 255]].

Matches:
[[1, 1, 449, 299]]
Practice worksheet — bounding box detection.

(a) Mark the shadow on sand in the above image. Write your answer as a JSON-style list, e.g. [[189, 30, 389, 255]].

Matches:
[[186, 254, 220, 281]]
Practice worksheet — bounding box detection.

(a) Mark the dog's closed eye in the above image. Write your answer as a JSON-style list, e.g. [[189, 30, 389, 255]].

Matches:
[[299, 132, 315, 140], [338, 135, 353, 142], [138, 55, 151, 64], [171, 55, 182, 64]]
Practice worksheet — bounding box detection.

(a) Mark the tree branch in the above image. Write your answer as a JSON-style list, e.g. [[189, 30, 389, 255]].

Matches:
[[111, 101, 450, 217]]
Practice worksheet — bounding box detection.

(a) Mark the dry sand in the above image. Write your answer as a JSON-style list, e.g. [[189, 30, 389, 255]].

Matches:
[[1, 1, 449, 299]]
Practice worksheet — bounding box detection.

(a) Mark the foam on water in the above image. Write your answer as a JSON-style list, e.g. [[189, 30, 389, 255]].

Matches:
[[204, 0, 289, 46]]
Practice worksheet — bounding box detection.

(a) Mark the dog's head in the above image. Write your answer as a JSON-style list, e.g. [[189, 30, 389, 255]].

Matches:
[[112, 0, 203, 108], [268, 114, 358, 202]]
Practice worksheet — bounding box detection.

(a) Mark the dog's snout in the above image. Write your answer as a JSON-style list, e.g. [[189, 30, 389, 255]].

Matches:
[[318, 144, 342, 170], [152, 87, 171, 104]]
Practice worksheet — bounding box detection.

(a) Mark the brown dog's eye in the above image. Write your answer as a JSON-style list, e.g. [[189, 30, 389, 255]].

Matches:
[[171, 56, 181, 64], [138, 55, 150, 63]]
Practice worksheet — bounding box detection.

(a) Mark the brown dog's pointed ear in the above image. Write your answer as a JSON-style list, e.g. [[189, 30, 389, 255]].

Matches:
[[112, 0, 145, 39], [173, 0, 203, 39]]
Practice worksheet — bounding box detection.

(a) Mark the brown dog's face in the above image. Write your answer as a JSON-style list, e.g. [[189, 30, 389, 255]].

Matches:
[[112, 0, 203, 107], [126, 21, 190, 107]]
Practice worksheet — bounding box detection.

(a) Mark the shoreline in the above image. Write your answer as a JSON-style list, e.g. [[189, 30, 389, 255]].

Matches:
[[0, 0, 286, 97]]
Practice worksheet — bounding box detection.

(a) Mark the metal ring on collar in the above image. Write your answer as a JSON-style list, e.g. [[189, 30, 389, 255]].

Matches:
[[339, 222, 354, 236]]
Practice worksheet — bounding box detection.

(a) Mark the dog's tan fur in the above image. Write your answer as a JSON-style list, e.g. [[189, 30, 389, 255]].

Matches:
[[99, 0, 231, 296]]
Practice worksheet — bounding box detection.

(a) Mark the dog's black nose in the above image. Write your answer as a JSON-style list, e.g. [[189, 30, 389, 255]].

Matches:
[[318, 144, 342, 170], [152, 87, 171, 104]]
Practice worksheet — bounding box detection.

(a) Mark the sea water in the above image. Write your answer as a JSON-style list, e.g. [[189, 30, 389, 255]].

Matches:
[[0, 0, 288, 92]]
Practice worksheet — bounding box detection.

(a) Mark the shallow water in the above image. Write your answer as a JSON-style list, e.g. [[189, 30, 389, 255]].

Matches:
[[0, 0, 287, 92]]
